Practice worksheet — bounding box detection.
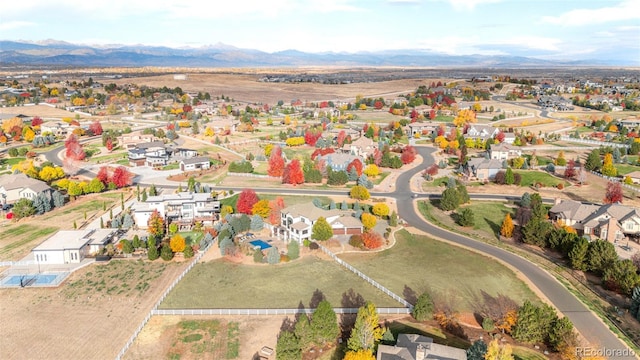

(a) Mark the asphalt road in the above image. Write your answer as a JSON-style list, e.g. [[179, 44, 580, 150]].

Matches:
[[398, 147, 635, 359]]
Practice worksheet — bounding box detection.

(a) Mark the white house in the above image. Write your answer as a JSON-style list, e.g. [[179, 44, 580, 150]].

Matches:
[[280, 202, 363, 243], [32, 229, 116, 265], [345, 136, 376, 159], [376, 333, 467, 360], [179, 156, 211, 171], [132, 192, 220, 230], [489, 143, 522, 160], [0, 173, 53, 205]]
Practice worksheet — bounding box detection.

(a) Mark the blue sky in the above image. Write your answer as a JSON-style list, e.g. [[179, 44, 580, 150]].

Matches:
[[1, 0, 639, 63]]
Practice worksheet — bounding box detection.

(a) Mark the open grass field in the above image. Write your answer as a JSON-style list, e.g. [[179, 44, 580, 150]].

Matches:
[[159, 254, 402, 309], [0, 156, 26, 167], [0, 104, 78, 118], [339, 230, 540, 312], [615, 163, 640, 176], [514, 170, 569, 188], [0, 259, 188, 360]]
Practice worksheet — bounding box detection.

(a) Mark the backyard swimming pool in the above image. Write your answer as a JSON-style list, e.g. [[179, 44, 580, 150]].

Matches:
[[1, 273, 67, 287], [249, 240, 272, 250]]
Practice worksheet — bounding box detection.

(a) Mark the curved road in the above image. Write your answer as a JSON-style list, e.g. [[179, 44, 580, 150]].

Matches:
[[398, 147, 634, 359], [52, 138, 633, 357]]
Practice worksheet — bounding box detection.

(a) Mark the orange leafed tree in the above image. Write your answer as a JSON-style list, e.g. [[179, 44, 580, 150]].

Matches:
[[361, 231, 384, 249], [453, 109, 477, 127], [2, 117, 23, 133], [268, 197, 285, 225], [268, 145, 285, 177]]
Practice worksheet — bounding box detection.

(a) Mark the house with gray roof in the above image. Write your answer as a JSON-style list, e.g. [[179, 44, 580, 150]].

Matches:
[[280, 202, 363, 243], [466, 158, 504, 181], [0, 173, 53, 206], [32, 229, 116, 265], [377, 333, 467, 360], [549, 199, 640, 242], [489, 143, 522, 161]]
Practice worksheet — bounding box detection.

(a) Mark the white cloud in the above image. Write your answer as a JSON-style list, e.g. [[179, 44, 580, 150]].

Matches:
[[0, 21, 36, 31], [446, 0, 503, 11], [541, 0, 640, 26]]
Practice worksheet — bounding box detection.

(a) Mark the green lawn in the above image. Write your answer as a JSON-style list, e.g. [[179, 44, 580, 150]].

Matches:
[[372, 172, 390, 185], [178, 231, 203, 245], [0, 156, 26, 167], [88, 152, 127, 163], [615, 163, 640, 176], [0, 225, 59, 260], [220, 193, 332, 210], [163, 163, 180, 170], [339, 230, 540, 312], [434, 115, 454, 122], [460, 202, 517, 239], [514, 170, 568, 188], [159, 255, 401, 309]]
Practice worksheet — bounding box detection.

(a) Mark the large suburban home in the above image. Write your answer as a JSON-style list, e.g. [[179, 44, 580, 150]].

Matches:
[[466, 158, 504, 181], [619, 118, 640, 130], [32, 229, 116, 265], [119, 132, 159, 150], [464, 124, 499, 142], [39, 121, 74, 137], [179, 156, 211, 171], [376, 333, 467, 360], [127, 140, 169, 167], [407, 123, 438, 139], [344, 136, 377, 159], [132, 192, 221, 230], [489, 143, 522, 160], [280, 202, 363, 243], [549, 199, 640, 242], [0, 173, 54, 206], [317, 153, 363, 172]]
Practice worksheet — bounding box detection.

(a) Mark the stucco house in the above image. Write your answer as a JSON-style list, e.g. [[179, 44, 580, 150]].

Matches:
[[280, 202, 363, 243], [376, 333, 467, 360], [346, 136, 377, 159], [132, 192, 220, 230], [464, 124, 499, 142], [0, 173, 53, 205], [32, 229, 116, 265], [489, 143, 522, 160], [466, 158, 504, 181], [180, 156, 211, 171], [549, 199, 640, 242], [317, 153, 363, 172], [407, 123, 438, 138]]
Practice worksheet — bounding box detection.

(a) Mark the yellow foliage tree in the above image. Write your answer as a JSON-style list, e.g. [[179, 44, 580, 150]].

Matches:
[[372, 203, 390, 218], [204, 127, 215, 137], [500, 213, 514, 238], [252, 199, 271, 218], [50, 88, 59, 97], [12, 159, 38, 179], [472, 102, 482, 112], [39, 166, 65, 182], [72, 97, 85, 106], [496, 309, 517, 334], [169, 234, 186, 253], [363, 164, 380, 177], [361, 213, 377, 230], [453, 109, 477, 127], [350, 185, 370, 200], [343, 349, 375, 360], [23, 127, 35, 142], [484, 339, 514, 360], [2, 117, 23, 133], [435, 136, 449, 149]]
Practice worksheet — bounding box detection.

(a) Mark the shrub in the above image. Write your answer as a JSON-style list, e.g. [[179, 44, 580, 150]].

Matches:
[[557, 183, 564, 190], [349, 234, 364, 249], [309, 242, 319, 250], [361, 231, 384, 249], [228, 160, 254, 173], [253, 249, 264, 263], [482, 317, 495, 332], [456, 208, 475, 227]]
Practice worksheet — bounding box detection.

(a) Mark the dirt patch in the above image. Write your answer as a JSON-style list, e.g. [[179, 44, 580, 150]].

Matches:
[[0, 259, 188, 360], [0, 104, 78, 118]]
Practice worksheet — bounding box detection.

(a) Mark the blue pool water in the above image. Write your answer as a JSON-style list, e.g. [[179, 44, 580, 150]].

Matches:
[[249, 240, 272, 250], [4, 274, 58, 286]]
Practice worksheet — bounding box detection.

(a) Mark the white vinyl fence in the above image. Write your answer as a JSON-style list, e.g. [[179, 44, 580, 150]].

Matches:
[[153, 307, 410, 316]]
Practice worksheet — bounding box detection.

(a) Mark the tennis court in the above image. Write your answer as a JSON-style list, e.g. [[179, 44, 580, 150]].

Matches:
[[0, 272, 69, 287]]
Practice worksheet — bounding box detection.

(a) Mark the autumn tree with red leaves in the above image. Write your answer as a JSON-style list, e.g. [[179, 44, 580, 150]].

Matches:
[[429, 109, 436, 120], [268, 197, 285, 225], [97, 166, 110, 185], [564, 160, 577, 179], [495, 131, 505, 143], [31, 116, 43, 127], [112, 166, 133, 188], [268, 145, 285, 177], [604, 181, 623, 204], [282, 159, 304, 185], [361, 231, 384, 249], [347, 158, 363, 176], [401, 145, 417, 165], [65, 134, 86, 160], [89, 120, 103, 135], [304, 130, 322, 146], [106, 138, 114, 151], [337, 130, 347, 147], [237, 189, 260, 214]]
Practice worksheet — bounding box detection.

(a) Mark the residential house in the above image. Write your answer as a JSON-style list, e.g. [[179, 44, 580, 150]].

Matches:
[[464, 124, 499, 143], [466, 158, 504, 181], [376, 333, 467, 360], [489, 143, 522, 160], [549, 199, 640, 242], [280, 202, 363, 243], [407, 123, 438, 139], [317, 153, 363, 172], [345, 136, 377, 159], [119, 132, 159, 150], [205, 117, 240, 135], [40, 121, 74, 137], [173, 148, 199, 159], [0, 173, 53, 205], [132, 192, 221, 230], [32, 229, 116, 265], [180, 156, 211, 171], [127, 141, 169, 167], [619, 118, 640, 130]]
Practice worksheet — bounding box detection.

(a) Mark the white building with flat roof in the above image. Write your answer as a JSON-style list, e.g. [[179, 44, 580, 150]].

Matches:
[[32, 229, 116, 265]]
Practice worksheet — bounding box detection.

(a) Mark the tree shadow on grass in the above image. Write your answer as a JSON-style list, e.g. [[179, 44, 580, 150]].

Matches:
[[403, 285, 418, 305], [309, 288, 326, 309], [340, 289, 365, 341], [484, 218, 502, 239]]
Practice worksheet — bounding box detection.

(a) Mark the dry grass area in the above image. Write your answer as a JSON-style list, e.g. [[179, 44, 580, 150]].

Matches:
[[125, 315, 284, 360], [111, 73, 426, 104], [0, 259, 188, 360], [0, 104, 78, 118]]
